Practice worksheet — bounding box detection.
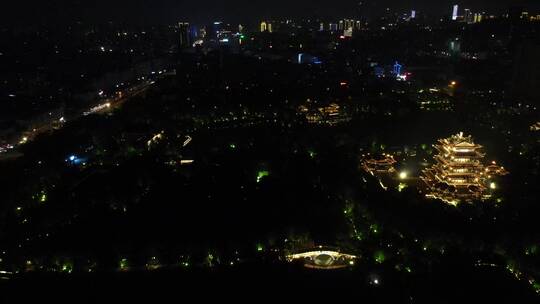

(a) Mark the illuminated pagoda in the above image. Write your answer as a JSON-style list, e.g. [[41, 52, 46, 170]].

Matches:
[[421, 132, 503, 205]]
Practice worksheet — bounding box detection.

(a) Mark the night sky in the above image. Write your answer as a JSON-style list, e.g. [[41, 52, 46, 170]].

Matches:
[[2, 0, 540, 26]]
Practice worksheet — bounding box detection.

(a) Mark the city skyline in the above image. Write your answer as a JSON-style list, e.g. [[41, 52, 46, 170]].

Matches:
[[1, 0, 540, 301], [2, 0, 540, 26]]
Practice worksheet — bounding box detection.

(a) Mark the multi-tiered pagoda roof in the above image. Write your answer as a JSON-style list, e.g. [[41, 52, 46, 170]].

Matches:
[[421, 132, 502, 205]]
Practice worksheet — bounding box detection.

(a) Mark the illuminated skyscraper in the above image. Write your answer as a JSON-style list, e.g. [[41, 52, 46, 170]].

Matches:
[[393, 62, 402, 75], [473, 13, 483, 23], [260, 21, 272, 33], [452, 5, 459, 21], [411, 10, 416, 19], [464, 9, 473, 23], [344, 19, 355, 31], [449, 38, 461, 54]]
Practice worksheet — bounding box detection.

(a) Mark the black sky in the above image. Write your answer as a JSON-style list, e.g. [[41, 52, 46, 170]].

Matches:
[[2, 0, 539, 26]]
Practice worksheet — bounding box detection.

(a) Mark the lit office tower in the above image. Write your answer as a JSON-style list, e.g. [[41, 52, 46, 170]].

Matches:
[[393, 61, 402, 75], [421, 133, 507, 205], [320, 22, 325, 31], [344, 27, 353, 37], [464, 9, 473, 23], [473, 13, 483, 23], [452, 5, 459, 20], [260, 21, 272, 33], [411, 10, 416, 19], [178, 22, 191, 48], [344, 19, 355, 30], [343, 19, 355, 37]]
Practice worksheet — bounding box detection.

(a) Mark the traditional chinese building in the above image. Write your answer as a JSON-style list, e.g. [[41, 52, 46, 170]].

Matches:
[[300, 103, 351, 126], [361, 153, 397, 175], [421, 132, 506, 205]]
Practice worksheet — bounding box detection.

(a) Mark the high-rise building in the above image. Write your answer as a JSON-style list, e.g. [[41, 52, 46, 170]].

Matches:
[[344, 19, 355, 30], [341, 19, 355, 37], [178, 22, 191, 48], [199, 27, 207, 38], [411, 10, 416, 19], [449, 38, 461, 54], [393, 62, 402, 75], [452, 5, 459, 21], [260, 21, 272, 33], [421, 133, 508, 205], [464, 9, 474, 23], [344, 27, 353, 37], [473, 13, 483, 23]]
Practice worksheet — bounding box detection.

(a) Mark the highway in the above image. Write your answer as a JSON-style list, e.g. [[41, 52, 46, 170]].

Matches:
[[0, 78, 158, 160]]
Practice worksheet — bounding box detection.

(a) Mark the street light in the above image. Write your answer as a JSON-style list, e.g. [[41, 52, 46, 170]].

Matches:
[[399, 171, 408, 180]]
